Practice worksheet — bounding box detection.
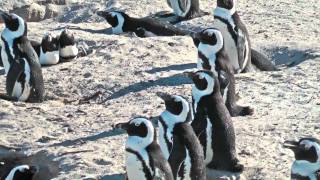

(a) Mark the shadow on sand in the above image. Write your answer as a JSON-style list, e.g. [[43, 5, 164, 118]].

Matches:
[[100, 173, 125, 180]]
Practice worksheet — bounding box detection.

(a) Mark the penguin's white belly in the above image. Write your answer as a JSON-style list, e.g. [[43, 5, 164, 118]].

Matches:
[[59, 45, 78, 58], [212, 20, 240, 72], [126, 152, 148, 180], [159, 123, 170, 160], [204, 118, 213, 165], [292, 160, 320, 180], [223, 85, 228, 103], [1, 40, 10, 75], [40, 49, 59, 65], [12, 59, 31, 102]]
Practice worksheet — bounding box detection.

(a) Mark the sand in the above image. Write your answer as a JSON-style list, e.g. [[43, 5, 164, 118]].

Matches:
[[0, 0, 319, 179]]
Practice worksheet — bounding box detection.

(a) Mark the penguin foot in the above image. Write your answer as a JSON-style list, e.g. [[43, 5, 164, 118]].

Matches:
[[230, 105, 254, 117], [229, 162, 244, 173], [0, 94, 17, 102], [154, 12, 176, 18]]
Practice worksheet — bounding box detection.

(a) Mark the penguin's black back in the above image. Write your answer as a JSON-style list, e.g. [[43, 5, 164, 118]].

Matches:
[[146, 141, 174, 180], [12, 36, 44, 102], [30, 40, 41, 57]]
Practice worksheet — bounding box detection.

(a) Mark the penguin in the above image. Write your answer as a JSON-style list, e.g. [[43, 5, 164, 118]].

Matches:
[[185, 70, 244, 172], [155, 0, 209, 24], [1, 165, 38, 180], [284, 138, 320, 179], [97, 10, 191, 37], [157, 92, 206, 180], [59, 28, 78, 61], [114, 117, 174, 180], [0, 11, 44, 102], [0, 43, 3, 67], [0, 150, 59, 180], [212, 0, 277, 73], [192, 28, 253, 117], [34, 33, 60, 65]]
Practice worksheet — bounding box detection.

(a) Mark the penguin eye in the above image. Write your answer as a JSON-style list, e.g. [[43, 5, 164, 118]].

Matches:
[[199, 74, 205, 79], [134, 123, 140, 127]]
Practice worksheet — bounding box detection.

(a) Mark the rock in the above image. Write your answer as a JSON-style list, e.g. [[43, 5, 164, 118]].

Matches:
[[44, 4, 60, 20], [44, 0, 67, 5], [10, 3, 46, 22]]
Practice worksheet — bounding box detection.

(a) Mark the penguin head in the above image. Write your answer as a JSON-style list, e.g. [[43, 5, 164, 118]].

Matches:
[[284, 138, 320, 163], [157, 92, 191, 123], [115, 117, 155, 150], [217, 0, 236, 10], [5, 165, 38, 180], [41, 33, 59, 53], [97, 10, 128, 34], [185, 70, 220, 99], [59, 28, 76, 47], [0, 11, 27, 39], [193, 28, 224, 52]]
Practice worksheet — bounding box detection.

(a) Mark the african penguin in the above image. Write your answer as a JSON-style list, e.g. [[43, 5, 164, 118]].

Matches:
[[185, 70, 243, 172], [59, 28, 78, 61], [0, 11, 44, 102], [284, 138, 320, 179], [192, 28, 253, 117], [1, 165, 38, 180], [157, 92, 206, 180], [97, 10, 190, 37], [213, 0, 277, 73], [114, 117, 174, 180], [156, 0, 209, 24], [36, 33, 60, 65]]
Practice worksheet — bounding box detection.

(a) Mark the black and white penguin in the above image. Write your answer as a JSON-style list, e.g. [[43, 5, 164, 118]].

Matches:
[[59, 28, 78, 61], [284, 138, 320, 179], [156, 0, 209, 24], [1, 165, 38, 180], [157, 92, 206, 180], [97, 10, 190, 37], [185, 70, 243, 172], [33, 33, 60, 65], [0, 149, 60, 180], [212, 0, 277, 73], [0, 11, 44, 102], [114, 117, 174, 180], [192, 28, 253, 117]]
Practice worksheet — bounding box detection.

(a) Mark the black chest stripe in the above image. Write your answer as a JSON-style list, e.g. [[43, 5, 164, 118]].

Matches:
[[1, 36, 15, 65], [214, 16, 238, 45], [126, 148, 153, 180], [159, 117, 172, 154]]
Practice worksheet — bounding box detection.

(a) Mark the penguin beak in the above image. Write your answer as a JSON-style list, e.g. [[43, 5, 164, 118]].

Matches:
[[97, 11, 111, 19], [183, 71, 197, 81], [113, 122, 129, 130], [156, 92, 173, 102], [0, 10, 10, 23], [283, 140, 300, 150]]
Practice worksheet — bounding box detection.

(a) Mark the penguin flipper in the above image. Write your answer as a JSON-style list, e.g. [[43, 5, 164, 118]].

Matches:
[[251, 48, 279, 71], [5, 60, 24, 97]]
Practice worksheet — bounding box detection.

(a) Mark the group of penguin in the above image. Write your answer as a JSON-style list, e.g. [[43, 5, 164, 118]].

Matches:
[[0, 0, 319, 179], [0, 10, 80, 102]]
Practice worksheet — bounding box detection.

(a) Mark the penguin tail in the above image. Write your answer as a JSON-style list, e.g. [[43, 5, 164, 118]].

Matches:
[[251, 48, 279, 71], [230, 163, 244, 173]]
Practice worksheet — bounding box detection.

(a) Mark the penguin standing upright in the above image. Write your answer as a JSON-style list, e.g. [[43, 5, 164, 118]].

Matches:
[[114, 117, 174, 180], [1, 165, 38, 180], [156, 0, 209, 23], [0, 11, 44, 102], [59, 28, 78, 61], [192, 28, 253, 117], [212, 0, 277, 73], [97, 10, 190, 37], [185, 70, 243, 172], [284, 138, 320, 179], [157, 92, 206, 180]]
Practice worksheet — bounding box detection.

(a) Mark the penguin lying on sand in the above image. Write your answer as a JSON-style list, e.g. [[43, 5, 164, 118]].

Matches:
[[192, 28, 253, 117], [97, 10, 191, 37], [157, 92, 206, 180], [0, 150, 59, 180], [0, 11, 44, 102], [155, 0, 209, 24], [114, 117, 174, 180], [32, 33, 60, 65], [284, 137, 320, 179], [212, 0, 278, 73], [185, 70, 244, 172]]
